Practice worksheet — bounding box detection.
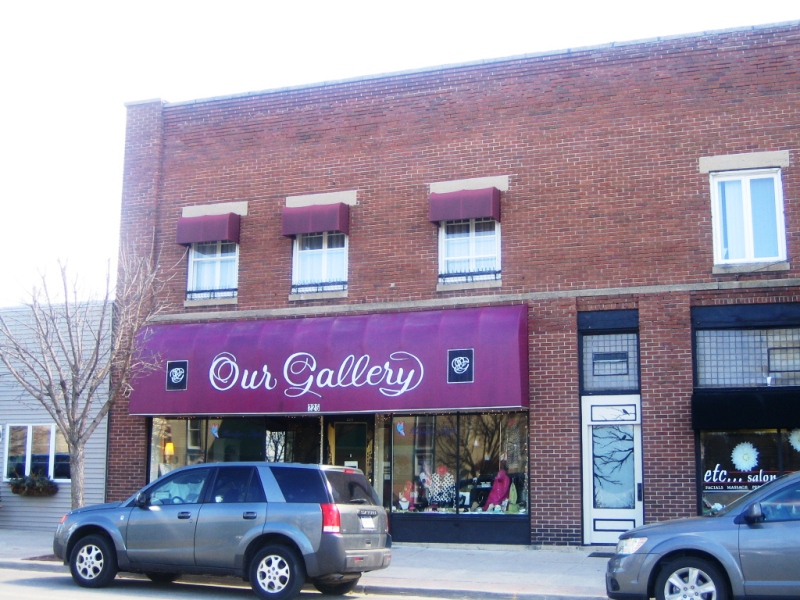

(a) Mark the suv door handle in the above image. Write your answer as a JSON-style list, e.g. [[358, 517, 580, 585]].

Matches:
[[178, 511, 191, 519], [243, 511, 257, 520]]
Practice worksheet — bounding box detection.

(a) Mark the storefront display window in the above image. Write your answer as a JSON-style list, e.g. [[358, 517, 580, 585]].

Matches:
[[700, 429, 800, 512], [391, 412, 527, 515], [149, 416, 326, 482]]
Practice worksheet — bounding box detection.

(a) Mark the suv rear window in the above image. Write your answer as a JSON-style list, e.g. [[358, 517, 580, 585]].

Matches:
[[325, 471, 379, 505], [271, 467, 329, 503]]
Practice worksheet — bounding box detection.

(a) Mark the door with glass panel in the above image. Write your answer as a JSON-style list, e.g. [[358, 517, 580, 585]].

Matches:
[[581, 395, 643, 545]]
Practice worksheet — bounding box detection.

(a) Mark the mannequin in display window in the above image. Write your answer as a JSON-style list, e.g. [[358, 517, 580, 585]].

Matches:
[[483, 467, 511, 511], [429, 464, 455, 505]]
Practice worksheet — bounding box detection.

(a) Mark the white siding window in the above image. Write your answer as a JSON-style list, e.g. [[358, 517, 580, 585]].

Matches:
[[292, 231, 348, 293], [710, 169, 786, 265], [438, 217, 501, 284], [187, 241, 239, 300], [3, 424, 70, 481]]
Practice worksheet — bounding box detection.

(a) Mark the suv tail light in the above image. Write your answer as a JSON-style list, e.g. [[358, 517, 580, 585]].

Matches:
[[321, 503, 341, 533]]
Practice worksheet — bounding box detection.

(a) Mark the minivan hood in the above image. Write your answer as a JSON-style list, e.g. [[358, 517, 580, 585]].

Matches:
[[622, 514, 725, 538]]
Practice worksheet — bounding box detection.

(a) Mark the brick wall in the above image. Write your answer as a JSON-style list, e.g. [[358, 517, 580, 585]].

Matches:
[[114, 24, 800, 537]]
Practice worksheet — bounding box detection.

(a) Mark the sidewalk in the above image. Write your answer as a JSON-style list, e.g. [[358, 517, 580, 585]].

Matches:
[[0, 527, 610, 599]]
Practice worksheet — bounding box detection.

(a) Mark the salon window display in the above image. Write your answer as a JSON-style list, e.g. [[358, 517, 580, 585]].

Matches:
[[700, 428, 800, 512], [390, 412, 528, 515]]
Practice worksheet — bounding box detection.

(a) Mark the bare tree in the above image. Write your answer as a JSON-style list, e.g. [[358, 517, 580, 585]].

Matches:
[[0, 251, 164, 509]]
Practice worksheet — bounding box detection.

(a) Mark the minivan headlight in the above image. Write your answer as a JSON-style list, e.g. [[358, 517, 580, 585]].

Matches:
[[616, 537, 647, 555]]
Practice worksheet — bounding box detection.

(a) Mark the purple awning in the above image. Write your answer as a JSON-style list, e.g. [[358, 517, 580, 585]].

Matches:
[[428, 187, 501, 222], [176, 213, 241, 245], [129, 306, 528, 416], [281, 203, 350, 236]]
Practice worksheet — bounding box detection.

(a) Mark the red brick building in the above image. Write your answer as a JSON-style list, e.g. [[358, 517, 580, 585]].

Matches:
[[111, 22, 800, 545]]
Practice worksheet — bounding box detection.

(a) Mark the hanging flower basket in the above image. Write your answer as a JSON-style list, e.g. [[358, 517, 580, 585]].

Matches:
[[8, 475, 59, 497]]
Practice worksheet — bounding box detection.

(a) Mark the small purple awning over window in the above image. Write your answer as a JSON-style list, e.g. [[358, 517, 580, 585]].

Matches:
[[428, 187, 501, 222], [176, 213, 241, 245], [282, 203, 350, 236]]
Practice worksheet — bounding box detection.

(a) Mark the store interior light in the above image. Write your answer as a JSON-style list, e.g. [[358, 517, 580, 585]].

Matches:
[[164, 442, 175, 457]]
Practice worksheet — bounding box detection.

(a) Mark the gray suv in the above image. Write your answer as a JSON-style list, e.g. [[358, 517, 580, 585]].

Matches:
[[607, 469, 800, 600], [54, 462, 391, 599]]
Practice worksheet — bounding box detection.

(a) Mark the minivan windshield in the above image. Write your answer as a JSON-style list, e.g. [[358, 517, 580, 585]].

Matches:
[[712, 473, 790, 516]]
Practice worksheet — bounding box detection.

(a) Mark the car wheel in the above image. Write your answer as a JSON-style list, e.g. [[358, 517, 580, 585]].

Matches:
[[313, 577, 360, 595], [69, 534, 118, 588], [146, 572, 180, 583], [249, 544, 305, 600], [655, 556, 729, 600]]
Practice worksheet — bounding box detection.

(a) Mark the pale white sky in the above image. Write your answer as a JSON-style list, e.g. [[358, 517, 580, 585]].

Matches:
[[1, 0, 798, 306]]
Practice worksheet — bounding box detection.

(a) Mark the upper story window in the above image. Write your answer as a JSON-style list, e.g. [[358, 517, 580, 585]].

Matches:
[[439, 217, 501, 284], [710, 168, 786, 265], [428, 184, 504, 287], [176, 209, 243, 304], [187, 241, 239, 300], [292, 231, 348, 293], [3, 423, 70, 481], [281, 199, 351, 297]]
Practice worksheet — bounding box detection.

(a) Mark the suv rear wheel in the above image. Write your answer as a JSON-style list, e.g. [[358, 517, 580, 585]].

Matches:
[[69, 534, 118, 588], [249, 544, 305, 600], [654, 556, 729, 600]]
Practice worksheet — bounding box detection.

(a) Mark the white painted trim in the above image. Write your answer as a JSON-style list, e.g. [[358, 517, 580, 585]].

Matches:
[[429, 175, 510, 193], [699, 150, 790, 173], [182, 201, 249, 217], [286, 190, 358, 207]]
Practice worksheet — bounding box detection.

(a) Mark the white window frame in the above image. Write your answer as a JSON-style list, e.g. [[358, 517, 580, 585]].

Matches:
[[710, 168, 786, 266], [438, 217, 501, 284], [187, 240, 239, 300], [2, 423, 70, 482], [291, 231, 349, 293]]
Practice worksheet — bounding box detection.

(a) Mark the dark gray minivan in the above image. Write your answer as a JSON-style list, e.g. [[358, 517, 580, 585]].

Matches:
[[54, 462, 391, 599], [607, 469, 800, 600]]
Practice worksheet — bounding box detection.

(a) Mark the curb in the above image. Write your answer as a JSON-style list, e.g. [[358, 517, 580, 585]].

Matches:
[[359, 584, 607, 600], [0, 559, 66, 573]]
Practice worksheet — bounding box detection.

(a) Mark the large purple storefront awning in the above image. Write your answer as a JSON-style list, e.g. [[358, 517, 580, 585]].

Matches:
[[129, 306, 528, 416]]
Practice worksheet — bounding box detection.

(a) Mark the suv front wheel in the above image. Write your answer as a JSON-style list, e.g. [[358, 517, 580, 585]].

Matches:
[[69, 534, 118, 588], [249, 544, 305, 600], [654, 556, 729, 600]]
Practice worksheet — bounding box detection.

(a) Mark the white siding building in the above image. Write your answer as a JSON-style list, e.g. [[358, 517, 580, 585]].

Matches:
[[0, 305, 108, 531]]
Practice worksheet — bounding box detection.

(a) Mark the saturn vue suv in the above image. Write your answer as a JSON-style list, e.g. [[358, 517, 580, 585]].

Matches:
[[607, 469, 800, 600], [54, 462, 391, 599]]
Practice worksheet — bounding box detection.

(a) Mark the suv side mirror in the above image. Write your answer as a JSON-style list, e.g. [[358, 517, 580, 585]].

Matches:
[[743, 502, 763, 523], [135, 492, 150, 508]]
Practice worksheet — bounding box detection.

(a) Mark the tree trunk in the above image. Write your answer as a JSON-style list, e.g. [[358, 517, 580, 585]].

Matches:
[[69, 443, 86, 509]]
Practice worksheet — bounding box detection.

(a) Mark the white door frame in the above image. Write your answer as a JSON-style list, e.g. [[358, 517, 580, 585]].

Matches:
[[581, 394, 643, 545]]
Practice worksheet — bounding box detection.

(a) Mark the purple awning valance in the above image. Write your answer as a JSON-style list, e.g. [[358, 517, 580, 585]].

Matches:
[[176, 213, 241, 245], [128, 306, 528, 416], [428, 187, 501, 222], [282, 203, 350, 236]]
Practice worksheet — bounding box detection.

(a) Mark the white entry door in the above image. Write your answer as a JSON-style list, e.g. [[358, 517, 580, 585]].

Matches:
[[582, 395, 643, 545]]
